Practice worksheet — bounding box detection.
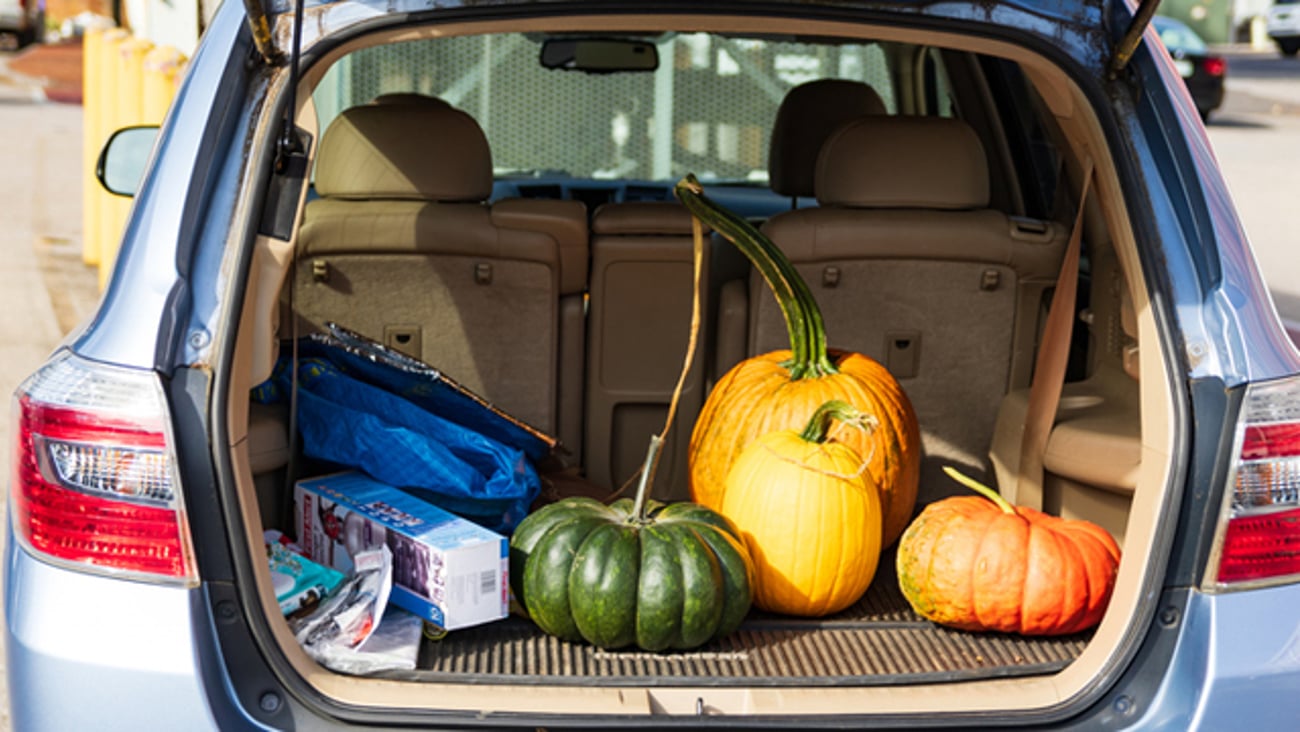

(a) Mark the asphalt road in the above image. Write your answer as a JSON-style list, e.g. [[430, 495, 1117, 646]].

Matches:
[[0, 41, 1296, 731], [1204, 50, 1300, 327]]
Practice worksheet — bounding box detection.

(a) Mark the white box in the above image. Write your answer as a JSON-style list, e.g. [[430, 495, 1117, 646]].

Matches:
[[294, 471, 508, 631]]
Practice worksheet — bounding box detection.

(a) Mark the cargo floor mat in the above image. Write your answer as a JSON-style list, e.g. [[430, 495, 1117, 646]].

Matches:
[[403, 551, 1091, 686]]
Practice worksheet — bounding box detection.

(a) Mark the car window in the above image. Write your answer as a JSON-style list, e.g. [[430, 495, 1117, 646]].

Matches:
[[1154, 18, 1208, 54], [979, 57, 1060, 219], [312, 32, 899, 184], [920, 47, 957, 118]]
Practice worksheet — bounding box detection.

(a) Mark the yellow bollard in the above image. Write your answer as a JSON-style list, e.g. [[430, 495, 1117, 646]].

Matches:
[[99, 36, 155, 290], [81, 27, 106, 266], [118, 38, 154, 126], [94, 29, 130, 284], [142, 46, 187, 125]]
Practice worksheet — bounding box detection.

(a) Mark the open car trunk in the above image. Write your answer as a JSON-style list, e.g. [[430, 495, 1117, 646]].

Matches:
[[220, 7, 1176, 722]]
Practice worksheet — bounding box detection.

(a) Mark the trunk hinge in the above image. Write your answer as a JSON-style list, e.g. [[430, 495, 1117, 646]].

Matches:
[[1108, 0, 1162, 79], [258, 0, 311, 240], [275, 0, 307, 171]]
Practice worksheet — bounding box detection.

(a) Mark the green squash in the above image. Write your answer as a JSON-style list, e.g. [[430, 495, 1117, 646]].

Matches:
[[509, 494, 755, 651]]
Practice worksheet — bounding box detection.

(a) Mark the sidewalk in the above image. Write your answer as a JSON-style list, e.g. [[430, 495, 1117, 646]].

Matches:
[[2, 47, 99, 333], [0, 58, 89, 729]]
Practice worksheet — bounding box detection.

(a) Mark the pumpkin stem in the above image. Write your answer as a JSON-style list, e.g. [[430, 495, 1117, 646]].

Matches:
[[674, 174, 837, 379], [799, 399, 878, 444], [943, 466, 1017, 514], [627, 209, 707, 517], [630, 434, 664, 522]]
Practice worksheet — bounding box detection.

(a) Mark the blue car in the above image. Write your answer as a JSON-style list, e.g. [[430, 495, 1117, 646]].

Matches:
[[8, 0, 1300, 729]]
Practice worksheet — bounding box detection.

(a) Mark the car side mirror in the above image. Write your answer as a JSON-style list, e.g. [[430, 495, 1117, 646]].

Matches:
[[96, 126, 159, 197]]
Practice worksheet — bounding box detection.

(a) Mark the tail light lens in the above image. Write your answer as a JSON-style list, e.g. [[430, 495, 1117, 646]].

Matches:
[[10, 352, 197, 585], [1214, 375, 1300, 586], [1202, 56, 1227, 77]]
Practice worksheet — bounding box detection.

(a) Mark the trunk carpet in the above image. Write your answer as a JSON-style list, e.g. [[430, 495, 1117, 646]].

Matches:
[[408, 551, 1089, 686]]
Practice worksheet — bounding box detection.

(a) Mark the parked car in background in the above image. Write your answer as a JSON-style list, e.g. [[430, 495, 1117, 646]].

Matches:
[[9, 0, 1300, 729], [0, 0, 42, 47], [1267, 0, 1300, 55], [1154, 14, 1226, 121]]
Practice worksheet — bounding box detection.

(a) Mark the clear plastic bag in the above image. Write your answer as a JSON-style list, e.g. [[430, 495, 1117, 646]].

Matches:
[[290, 546, 393, 658]]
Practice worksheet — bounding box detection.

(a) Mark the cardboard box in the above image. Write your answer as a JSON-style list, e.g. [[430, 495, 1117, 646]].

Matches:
[[294, 471, 508, 631]]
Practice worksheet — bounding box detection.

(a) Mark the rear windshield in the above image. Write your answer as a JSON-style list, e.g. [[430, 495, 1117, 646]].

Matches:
[[313, 33, 899, 184]]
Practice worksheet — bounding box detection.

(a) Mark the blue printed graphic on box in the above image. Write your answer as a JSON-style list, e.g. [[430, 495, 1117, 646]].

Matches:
[[294, 471, 508, 631]]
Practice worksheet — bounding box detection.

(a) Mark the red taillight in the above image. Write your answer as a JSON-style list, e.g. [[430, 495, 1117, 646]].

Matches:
[[1202, 56, 1226, 77], [1215, 376, 1300, 585], [10, 352, 196, 585]]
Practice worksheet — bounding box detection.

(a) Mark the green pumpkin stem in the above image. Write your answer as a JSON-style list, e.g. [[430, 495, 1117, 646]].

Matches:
[[674, 174, 837, 379], [630, 434, 664, 522], [799, 399, 877, 443], [943, 466, 1017, 515]]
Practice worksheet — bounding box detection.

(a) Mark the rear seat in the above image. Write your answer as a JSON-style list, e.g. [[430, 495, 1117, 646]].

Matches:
[[767, 78, 888, 205], [290, 101, 587, 451], [584, 202, 747, 500], [756, 116, 1068, 503]]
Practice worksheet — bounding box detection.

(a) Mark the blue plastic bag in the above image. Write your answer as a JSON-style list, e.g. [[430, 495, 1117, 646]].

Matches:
[[304, 326, 555, 463], [259, 331, 545, 534]]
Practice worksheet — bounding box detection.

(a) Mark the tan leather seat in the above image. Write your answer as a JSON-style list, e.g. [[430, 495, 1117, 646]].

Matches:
[[755, 116, 1068, 503], [291, 102, 587, 449], [584, 202, 744, 499], [768, 79, 888, 202]]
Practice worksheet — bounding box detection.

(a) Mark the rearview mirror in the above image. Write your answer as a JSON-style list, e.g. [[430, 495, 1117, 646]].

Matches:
[[540, 38, 658, 73], [96, 126, 159, 197]]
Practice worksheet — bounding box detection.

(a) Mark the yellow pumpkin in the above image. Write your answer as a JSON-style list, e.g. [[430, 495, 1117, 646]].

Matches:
[[675, 175, 921, 547], [722, 400, 883, 616]]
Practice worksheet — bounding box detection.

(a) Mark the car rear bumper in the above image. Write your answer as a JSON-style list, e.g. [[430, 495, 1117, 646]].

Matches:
[[1267, 8, 1300, 38], [1184, 77, 1225, 113], [3, 528, 221, 730], [1130, 582, 1300, 730]]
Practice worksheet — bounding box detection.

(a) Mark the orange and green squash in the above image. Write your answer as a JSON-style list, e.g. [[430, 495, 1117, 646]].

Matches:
[[674, 175, 920, 547], [896, 467, 1121, 636], [721, 400, 883, 616]]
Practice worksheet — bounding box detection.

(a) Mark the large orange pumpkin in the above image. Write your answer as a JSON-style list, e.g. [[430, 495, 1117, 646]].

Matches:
[[721, 400, 883, 616], [675, 175, 920, 547], [896, 468, 1121, 636]]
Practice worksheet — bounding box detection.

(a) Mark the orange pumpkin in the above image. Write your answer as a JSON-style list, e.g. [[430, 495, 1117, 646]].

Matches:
[[896, 467, 1121, 636], [721, 400, 883, 616], [675, 175, 920, 547]]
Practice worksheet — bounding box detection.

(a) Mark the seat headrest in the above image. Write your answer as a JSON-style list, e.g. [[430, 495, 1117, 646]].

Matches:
[[314, 103, 493, 202], [768, 79, 887, 199], [816, 116, 989, 210]]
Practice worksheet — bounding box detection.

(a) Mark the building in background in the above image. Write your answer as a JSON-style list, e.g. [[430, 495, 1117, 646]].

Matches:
[[1161, 0, 1275, 45]]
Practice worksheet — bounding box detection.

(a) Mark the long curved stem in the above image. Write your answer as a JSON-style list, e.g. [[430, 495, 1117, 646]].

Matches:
[[674, 175, 837, 379], [943, 466, 1017, 515], [630, 214, 708, 518]]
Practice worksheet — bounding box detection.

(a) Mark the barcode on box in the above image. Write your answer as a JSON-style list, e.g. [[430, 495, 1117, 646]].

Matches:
[[480, 570, 496, 596]]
